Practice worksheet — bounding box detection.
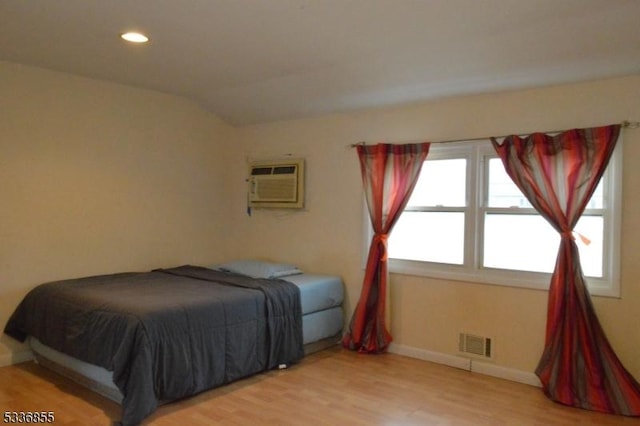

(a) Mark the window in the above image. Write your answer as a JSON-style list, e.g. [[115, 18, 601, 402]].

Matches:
[[383, 139, 622, 297]]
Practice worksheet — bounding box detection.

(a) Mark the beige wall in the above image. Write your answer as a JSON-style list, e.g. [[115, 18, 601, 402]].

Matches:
[[231, 75, 640, 378], [0, 63, 236, 362], [2, 61, 638, 381]]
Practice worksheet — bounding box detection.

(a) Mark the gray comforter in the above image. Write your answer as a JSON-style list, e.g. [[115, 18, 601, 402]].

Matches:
[[4, 265, 304, 425]]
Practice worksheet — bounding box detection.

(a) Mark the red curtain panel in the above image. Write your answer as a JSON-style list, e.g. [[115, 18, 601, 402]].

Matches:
[[492, 125, 640, 416], [343, 142, 430, 353]]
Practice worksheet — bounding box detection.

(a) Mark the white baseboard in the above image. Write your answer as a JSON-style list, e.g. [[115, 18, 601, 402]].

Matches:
[[389, 343, 471, 370], [388, 343, 541, 388], [0, 350, 34, 368], [471, 359, 542, 387]]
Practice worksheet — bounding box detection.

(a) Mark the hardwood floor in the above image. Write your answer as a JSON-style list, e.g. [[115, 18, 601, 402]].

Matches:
[[1, 346, 639, 425]]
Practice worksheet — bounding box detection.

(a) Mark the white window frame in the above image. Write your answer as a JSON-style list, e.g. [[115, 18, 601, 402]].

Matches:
[[364, 138, 622, 298]]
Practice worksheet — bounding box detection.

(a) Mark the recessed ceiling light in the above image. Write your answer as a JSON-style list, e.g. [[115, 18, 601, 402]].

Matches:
[[120, 32, 149, 43]]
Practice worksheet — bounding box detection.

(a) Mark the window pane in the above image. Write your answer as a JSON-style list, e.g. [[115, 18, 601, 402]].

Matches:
[[487, 158, 603, 209], [487, 158, 531, 208], [389, 212, 464, 264], [483, 213, 603, 277], [407, 159, 466, 207]]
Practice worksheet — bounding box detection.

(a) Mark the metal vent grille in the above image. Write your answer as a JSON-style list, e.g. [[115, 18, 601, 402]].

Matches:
[[459, 333, 492, 359], [255, 175, 297, 200]]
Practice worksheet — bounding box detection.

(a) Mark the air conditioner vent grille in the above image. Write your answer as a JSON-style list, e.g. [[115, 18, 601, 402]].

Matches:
[[273, 166, 296, 174], [459, 333, 492, 359], [256, 176, 296, 200], [251, 167, 272, 176]]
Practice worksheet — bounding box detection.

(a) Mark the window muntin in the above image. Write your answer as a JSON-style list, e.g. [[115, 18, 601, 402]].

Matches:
[[383, 139, 621, 297]]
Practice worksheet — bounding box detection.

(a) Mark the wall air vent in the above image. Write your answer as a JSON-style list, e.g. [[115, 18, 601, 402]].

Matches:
[[459, 332, 492, 359], [248, 158, 305, 209]]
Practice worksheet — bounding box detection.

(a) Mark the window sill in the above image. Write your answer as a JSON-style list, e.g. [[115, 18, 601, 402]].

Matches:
[[388, 259, 620, 298]]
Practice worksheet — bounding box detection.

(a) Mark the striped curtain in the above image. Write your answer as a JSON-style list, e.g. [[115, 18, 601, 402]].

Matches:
[[343, 142, 430, 353], [492, 125, 640, 416]]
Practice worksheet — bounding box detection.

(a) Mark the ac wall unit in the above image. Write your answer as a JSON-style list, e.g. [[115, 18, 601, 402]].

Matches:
[[248, 158, 305, 209]]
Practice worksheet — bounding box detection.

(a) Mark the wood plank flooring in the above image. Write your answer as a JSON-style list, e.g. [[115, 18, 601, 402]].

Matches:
[[1, 346, 639, 425]]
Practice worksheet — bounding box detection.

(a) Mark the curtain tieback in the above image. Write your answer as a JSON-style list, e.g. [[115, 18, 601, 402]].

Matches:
[[560, 230, 591, 245], [373, 234, 389, 261]]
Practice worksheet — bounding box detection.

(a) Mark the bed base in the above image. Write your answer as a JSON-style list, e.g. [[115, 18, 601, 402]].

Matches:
[[31, 332, 342, 405], [33, 352, 123, 403]]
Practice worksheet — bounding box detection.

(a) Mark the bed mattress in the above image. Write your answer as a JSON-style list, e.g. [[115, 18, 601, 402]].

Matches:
[[284, 273, 344, 314]]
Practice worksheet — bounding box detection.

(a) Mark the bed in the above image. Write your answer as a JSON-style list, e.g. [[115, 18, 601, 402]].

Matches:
[[4, 261, 344, 426]]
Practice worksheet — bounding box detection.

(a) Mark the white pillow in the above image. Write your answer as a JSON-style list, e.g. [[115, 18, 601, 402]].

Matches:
[[214, 260, 303, 279]]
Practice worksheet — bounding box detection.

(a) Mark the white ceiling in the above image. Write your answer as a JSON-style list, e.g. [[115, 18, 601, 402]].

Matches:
[[2, 0, 639, 126]]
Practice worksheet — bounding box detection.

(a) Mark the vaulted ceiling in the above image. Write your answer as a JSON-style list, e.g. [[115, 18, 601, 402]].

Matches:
[[2, 0, 639, 125]]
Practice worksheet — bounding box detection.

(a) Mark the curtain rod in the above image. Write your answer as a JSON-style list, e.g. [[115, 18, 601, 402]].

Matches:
[[349, 120, 639, 148]]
